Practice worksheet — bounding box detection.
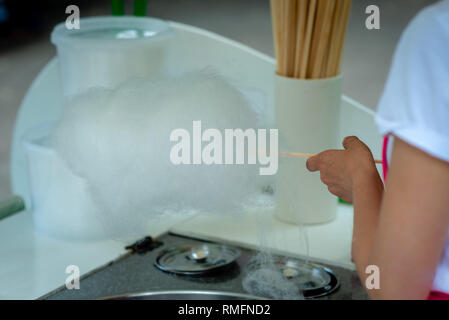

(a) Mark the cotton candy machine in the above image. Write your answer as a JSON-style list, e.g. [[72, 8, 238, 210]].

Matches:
[[42, 233, 367, 300], [5, 15, 382, 300]]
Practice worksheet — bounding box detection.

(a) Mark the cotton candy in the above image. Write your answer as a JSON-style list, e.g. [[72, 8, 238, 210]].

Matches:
[[51, 71, 272, 240]]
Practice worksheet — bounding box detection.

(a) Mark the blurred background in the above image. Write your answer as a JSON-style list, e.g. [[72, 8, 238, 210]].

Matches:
[[0, 0, 436, 200]]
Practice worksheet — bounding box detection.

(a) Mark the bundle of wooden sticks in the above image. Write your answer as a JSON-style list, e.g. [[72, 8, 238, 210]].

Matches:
[[271, 0, 352, 79]]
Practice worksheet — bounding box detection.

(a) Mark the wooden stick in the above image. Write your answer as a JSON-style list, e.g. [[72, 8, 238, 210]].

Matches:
[[278, 0, 287, 75], [306, 0, 323, 78], [270, 0, 282, 74], [279, 151, 382, 164], [308, 0, 336, 79], [279, 152, 316, 158], [299, 0, 317, 78], [325, 0, 345, 77], [293, 0, 308, 78], [271, 0, 350, 79], [321, 1, 339, 78], [285, 0, 298, 77], [336, 0, 352, 75]]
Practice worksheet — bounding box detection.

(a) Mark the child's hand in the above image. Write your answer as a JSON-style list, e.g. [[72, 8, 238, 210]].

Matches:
[[306, 136, 377, 203]]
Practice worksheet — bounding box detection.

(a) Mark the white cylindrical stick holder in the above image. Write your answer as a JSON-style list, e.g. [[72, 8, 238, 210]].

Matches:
[[274, 74, 341, 225]]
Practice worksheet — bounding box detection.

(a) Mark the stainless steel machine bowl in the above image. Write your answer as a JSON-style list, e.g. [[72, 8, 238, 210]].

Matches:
[[102, 290, 267, 300]]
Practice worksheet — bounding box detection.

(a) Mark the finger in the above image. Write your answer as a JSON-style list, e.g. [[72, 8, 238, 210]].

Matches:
[[327, 185, 340, 196], [342, 136, 359, 150], [320, 172, 328, 185], [306, 155, 320, 172]]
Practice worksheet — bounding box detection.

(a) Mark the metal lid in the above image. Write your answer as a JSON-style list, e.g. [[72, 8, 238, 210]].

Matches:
[[276, 259, 339, 298], [154, 244, 241, 275]]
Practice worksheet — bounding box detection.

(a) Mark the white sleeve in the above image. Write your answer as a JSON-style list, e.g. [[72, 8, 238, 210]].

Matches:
[[375, 0, 449, 163]]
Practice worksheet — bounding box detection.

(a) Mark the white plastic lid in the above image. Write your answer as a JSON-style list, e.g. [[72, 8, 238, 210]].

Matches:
[[51, 16, 173, 49]]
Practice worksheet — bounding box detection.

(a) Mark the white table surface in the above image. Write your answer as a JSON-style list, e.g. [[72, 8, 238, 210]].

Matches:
[[0, 211, 125, 299]]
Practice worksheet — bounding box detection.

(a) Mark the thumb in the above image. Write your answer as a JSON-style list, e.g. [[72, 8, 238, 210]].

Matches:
[[342, 136, 359, 150]]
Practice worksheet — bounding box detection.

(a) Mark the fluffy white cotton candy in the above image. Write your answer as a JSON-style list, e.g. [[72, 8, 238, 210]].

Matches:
[[51, 71, 271, 240], [242, 252, 304, 300]]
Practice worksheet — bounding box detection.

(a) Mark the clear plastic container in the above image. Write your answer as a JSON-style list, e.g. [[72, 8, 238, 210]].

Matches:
[[51, 16, 173, 97], [22, 124, 106, 240]]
